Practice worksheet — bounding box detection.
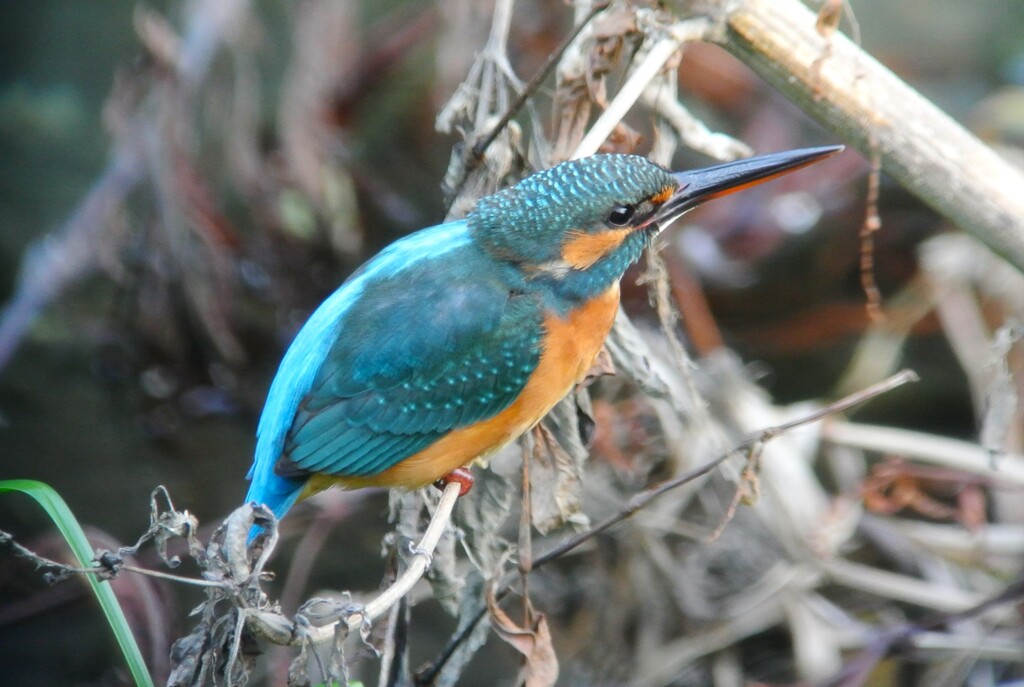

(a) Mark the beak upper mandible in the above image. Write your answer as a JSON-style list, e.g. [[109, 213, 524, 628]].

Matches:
[[653, 145, 845, 230]]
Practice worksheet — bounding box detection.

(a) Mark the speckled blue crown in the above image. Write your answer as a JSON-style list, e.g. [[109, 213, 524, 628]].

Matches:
[[468, 154, 675, 264]]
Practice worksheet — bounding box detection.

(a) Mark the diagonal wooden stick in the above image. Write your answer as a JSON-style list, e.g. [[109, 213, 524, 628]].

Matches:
[[705, 0, 1024, 273]]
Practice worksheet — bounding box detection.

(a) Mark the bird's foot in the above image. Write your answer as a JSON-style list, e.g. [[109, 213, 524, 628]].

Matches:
[[434, 467, 474, 496]]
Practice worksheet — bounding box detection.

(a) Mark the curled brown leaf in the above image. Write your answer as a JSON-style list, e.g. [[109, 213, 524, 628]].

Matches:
[[485, 583, 559, 687]]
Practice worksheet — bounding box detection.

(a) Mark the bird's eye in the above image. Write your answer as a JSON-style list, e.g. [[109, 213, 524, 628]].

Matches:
[[607, 204, 635, 227]]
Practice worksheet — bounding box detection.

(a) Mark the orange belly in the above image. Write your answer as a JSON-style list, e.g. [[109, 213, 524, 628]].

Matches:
[[318, 283, 621, 491]]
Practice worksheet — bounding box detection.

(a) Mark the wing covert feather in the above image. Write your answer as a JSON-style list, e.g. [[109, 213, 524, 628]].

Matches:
[[280, 266, 543, 479]]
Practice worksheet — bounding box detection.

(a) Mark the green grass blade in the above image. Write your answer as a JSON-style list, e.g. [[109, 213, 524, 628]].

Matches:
[[0, 479, 155, 687]]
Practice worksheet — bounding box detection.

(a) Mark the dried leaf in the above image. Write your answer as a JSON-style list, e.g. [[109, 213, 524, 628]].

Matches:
[[287, 639, 312, 687], [531, 395, 590, 534], [815, 0, 844, 38], [452, 466, 513, 573], [327, 620, 350, 687], [434, 3, 533, 218], [486, 587, 559, 687], [550, 80, 592, 161], [590, 6, 638, 41], [597, 121, 643, 154], [586, 6, 640, 106], [583, 347, 617, 384], [550, 4, 642, 160], [574, 386, 597, 449], [604, 310, 687, 413], [167, 626, 207, 687]]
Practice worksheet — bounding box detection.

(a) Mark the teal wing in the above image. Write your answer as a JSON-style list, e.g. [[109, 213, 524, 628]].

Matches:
[[248, 221, 542, 519], [278, 259, 543, 479]]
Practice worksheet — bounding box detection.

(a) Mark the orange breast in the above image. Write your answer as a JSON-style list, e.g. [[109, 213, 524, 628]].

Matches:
[[327, 284, 622, 491]]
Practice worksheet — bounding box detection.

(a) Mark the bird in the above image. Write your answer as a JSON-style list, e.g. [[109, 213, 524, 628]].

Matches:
[[245, 145, 843, 525]]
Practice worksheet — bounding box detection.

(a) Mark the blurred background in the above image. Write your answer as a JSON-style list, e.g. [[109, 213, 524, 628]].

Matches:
[[1, 1, 1023, 685]]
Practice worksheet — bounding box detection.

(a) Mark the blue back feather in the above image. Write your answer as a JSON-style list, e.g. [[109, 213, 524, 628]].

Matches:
[[245, 221, 473, 520]]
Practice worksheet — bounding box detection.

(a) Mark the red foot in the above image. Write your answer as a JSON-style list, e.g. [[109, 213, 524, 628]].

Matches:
[[434, 467, 474, 496]]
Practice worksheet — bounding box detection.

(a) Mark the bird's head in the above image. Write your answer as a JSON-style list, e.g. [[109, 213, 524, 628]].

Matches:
[[468, 146, 842, 302]]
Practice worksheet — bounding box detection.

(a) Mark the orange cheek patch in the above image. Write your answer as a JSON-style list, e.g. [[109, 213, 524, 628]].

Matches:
[[561, 228, 633, 270]]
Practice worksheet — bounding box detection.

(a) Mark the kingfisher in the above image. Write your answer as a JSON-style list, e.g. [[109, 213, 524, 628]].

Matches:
[[245, 146, 842, 524]]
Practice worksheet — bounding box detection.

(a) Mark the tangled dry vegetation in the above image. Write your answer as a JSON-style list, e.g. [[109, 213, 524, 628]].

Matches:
[[3, 1, 1024, 686]]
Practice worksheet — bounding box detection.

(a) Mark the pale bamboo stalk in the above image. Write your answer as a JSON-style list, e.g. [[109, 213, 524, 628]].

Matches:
[[819, 558, 987, 613], [911, 631, 1024, 662], [895, 521, 1024, 557], [824, 420, 1024, 486]]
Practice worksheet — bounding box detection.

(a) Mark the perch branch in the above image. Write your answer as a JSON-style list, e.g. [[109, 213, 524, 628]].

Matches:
[[246, 481, 462, 647], [703, 0, 1024, 273]]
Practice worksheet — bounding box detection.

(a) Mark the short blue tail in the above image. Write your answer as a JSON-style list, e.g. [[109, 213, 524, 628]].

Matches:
[[244, 470, 305, 542]]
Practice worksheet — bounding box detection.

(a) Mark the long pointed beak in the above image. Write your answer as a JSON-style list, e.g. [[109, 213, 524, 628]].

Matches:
[[651, 145, 844, 231]]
